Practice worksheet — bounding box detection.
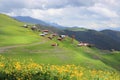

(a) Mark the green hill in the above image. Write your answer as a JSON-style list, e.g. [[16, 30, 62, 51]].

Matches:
[[67, 27, 89, 31], [0, 13, 120, 72], [101, 29, 120, 43], [0, 14, 40, 46], [65, 29, 120, 50]]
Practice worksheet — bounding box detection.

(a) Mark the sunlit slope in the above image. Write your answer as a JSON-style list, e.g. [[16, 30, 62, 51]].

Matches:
[[0, 14, 40, 46], [0, 14, 120, 71], [1, 36, 119, 71]]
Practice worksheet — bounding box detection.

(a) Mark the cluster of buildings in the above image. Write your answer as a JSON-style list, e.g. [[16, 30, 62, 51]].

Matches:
[[23, 24, 92, 47]]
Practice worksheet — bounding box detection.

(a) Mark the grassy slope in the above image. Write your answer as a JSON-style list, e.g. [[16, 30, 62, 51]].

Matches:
[[0, 14, 120, 71], [0, 14, 40, 46]]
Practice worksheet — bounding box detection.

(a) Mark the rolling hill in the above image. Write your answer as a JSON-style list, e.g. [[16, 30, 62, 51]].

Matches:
[[66, 27, 89, 31], [13, 16, 120, 51], [0, 14, 41, 47], [65, 28, 120, 51], [0, 13, 120, 72], [35, 24, 65, 34], [101, 29, 120, 43]]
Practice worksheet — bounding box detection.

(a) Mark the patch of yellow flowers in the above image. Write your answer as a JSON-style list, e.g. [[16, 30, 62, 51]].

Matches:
[[0, 55, 120, 80]]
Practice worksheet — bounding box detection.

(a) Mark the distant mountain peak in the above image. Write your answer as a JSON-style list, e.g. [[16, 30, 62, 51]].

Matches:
[[67, 27, 89, 31], [13, 16, 66, 29]]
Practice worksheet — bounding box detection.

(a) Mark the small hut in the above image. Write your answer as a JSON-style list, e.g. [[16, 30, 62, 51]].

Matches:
[[39, 34, 45, 36], [23, 24, 28, 28], [48, 36, 53, 40], [51, 43, 58, 46], [31, 25, 37, 31], [57, 38, 62, 41], [77, 42, 92, 47], [60, 35, 66, 39], [52, 33, 57, 37], [42, 30, 49, 35]]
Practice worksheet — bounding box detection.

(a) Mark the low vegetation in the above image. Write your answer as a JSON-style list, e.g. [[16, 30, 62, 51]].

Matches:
[[0, 55, 120, 80], [0, 14, 120, 80], [0, 14, 40, 47]]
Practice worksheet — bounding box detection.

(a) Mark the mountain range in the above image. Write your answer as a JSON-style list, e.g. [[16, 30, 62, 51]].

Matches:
[[13, 16, 65, 29], [65, 28, 120, 51]]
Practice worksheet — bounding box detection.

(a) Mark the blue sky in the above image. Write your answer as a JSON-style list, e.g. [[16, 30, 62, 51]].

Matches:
[[0, 0, 120, 30]]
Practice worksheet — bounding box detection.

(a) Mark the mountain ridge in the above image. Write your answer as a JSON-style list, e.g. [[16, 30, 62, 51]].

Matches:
[[65, 29, 120, 51], [13, 16, 65, 29]]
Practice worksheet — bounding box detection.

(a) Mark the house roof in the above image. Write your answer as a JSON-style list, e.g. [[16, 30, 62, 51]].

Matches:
[[42, 30, 49, 32]]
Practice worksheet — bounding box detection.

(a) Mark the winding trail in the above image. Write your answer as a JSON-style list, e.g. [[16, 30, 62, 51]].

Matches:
[[0, 41, 46, 53]]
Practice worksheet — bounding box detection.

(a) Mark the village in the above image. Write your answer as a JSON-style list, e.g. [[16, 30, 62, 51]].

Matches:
[[23, 24, 93, 47]]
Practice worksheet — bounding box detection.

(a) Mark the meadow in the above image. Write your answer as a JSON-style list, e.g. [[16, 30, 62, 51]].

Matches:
[[0, 14, 120, 80], [0, 14, 40, 47], [0, 55, 120, 80]]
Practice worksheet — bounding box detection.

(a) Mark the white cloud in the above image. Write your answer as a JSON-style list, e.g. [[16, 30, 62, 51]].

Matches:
[[88, 3, 119, 18], [1, 0, 120, 30]]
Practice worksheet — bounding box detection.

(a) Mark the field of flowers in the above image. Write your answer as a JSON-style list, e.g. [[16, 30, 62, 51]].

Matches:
[[0, 55, 120, 80]]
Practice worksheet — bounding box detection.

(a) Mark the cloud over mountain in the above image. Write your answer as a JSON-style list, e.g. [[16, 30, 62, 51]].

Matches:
[[0, 0, 120, 30]]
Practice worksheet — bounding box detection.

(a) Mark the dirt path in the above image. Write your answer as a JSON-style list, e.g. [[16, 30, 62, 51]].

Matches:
[[0, 41, 46, 53]]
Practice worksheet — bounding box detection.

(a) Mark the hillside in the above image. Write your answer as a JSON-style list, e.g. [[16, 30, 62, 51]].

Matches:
[[0, 13, 120, 72], [101, 29, 120, 43], [0, 14, 40, 46], [67, 27, 89, 31], [12, 16, 65, 34], [65, 29, 120, 51], [35, 24, 65, 34], [12, 16, 120, 51]]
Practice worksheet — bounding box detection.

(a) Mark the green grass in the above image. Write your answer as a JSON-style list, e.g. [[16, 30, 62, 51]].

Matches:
[[0, 56, 120, 80], [67, 27, 88, 31], [0, 13, 120, 72], [0, 14, 40, 46], [1, 37, 118, 71]]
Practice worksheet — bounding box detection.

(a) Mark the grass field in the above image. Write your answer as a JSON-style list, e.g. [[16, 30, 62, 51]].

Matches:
[[0, 55, 120, 80], [0, 14, 40, 46], [0, 13, 120, 80], [1, 33, 120, 71]]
